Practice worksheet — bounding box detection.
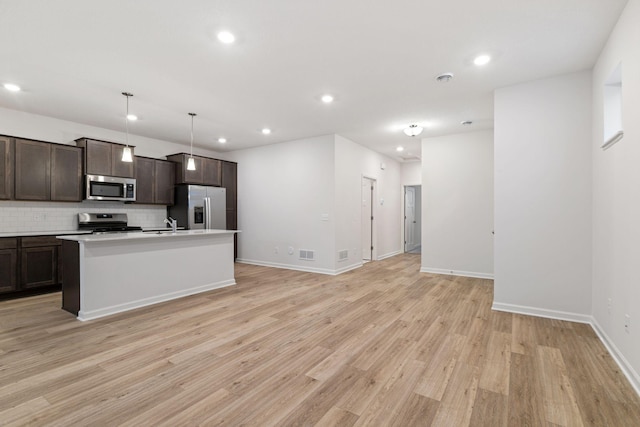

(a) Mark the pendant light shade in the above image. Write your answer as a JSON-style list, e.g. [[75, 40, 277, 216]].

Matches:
[[187, 112, 197, 171], [122, 146, 133, 162], [122, 92, 134, 162]]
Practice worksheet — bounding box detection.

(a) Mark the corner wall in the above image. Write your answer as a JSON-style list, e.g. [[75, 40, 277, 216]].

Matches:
[[334, 135, 402, 268], [229, 135, 337, 274], [493, 71, 592, 319], [421, 130, 494, 278], [591, 0, 640, 392]]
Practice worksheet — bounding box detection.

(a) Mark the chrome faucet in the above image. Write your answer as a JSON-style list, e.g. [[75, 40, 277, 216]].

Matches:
[[164, 217, 178, 233]]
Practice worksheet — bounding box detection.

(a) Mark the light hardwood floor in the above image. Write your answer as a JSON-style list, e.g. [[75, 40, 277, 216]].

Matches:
[[1, 254, 639, 426]]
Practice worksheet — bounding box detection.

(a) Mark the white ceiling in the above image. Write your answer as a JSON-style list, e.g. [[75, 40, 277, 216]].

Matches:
[[0, 0, 628, 161]]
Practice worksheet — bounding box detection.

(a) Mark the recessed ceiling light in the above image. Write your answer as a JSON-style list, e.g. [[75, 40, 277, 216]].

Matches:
[[126, 114, 138, 121], [261, 128, 271, 135], [321, 94, 334, 103], [396, 146, 404, 152], [473, 54, 491, 66], [218, 137, 227, 143], [461, 120, 473, 125], [217, 31, 236, 44], [403, 124, 423, 137], [4, 83, 21, 92], [436, 73, 454, 83]]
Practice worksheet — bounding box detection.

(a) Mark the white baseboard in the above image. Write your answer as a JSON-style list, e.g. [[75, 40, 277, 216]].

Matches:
[[334, 262, 363, 275], [236, 258, 361, 276], [420, 267, 494, 280], [590, 317, 640, 397], [77, 279, 236, 321], [492, 302, 640, 398], [378, 250, 402, 260], [491, 302, 592, 324]]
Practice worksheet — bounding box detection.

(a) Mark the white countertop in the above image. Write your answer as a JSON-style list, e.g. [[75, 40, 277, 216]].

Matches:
[[0, 230, 93, 238], [57, 229, 239, 243]]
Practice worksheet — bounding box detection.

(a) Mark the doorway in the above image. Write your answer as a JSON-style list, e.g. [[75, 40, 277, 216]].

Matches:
[[404, 185, 422, 254], [362, 177, 376, 261]]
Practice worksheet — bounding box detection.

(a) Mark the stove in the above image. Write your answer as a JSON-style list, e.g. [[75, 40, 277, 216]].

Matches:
[[78, 213, 143, 234]]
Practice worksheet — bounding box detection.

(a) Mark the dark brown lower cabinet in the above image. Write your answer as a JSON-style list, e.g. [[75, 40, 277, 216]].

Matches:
[[0, 235, 63, 299], [0, 238, 18, 293]]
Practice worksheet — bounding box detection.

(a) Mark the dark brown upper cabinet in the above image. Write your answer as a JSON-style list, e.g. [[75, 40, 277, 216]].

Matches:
[[76, 138, 135, 178], [155, 159, 175, 205], [134, 156, 175, 205], [0, 136, 13, 200], [167, 153, 203, 184], [221, 160, 237, 211], [134, 156, 155, 204], [14, 139, 51, 201], [202, 157, 222, 187], [51, 144, 83, 202], [167, 153, 221, 186]]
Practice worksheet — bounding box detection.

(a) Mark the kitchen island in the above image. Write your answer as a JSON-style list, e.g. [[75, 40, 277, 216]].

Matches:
[[57, 229, 238, 321]]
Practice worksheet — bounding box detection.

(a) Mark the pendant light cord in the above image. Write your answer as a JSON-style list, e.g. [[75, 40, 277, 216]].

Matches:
[[189, 112, 196, 156], [122, 92, 133, 148]]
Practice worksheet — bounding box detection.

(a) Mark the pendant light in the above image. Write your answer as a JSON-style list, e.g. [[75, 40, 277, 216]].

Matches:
[[187, 112, 197, 171], [121, 92, 134, 162]]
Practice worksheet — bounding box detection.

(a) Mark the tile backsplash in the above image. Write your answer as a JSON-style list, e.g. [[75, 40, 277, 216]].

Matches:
[[0, 200, 168, 233]]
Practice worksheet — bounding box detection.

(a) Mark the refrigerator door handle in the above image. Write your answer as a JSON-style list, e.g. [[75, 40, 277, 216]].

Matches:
[[204, 197, 211, 229]]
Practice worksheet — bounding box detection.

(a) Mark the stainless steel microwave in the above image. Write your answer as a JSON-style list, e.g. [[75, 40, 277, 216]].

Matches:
[[85, 175, 136, 202]]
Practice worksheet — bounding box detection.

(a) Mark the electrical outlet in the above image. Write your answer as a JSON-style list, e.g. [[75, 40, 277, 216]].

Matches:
[[274, 246, 279, 254], [625, 314, 631, 333], [608, 298, 612, 314], [288, 246, 294, 255]]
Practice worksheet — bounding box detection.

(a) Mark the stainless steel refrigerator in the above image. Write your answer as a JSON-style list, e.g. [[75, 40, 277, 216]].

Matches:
[[168, 185, 226, 230]]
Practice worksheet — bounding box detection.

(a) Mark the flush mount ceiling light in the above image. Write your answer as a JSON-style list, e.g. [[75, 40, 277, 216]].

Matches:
[[218, 137, 227, 143], [321, 94, 334, 103], [473, 54, 491, 66], [396, 146, 404, 152], [3, 83, 21, 92], [435, 72, 454, 83], [217, 31, 235, 44], [126, 114, 138, 121], [187, 113, 197, 171], [261, 128, 272, 135], [403, 124, 423, 137], [121, 92, 134, 163]]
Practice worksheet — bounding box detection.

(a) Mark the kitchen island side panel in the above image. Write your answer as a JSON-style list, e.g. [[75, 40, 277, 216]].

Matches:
[[61, 240, 80, 315], [63, 232, 236, 320]]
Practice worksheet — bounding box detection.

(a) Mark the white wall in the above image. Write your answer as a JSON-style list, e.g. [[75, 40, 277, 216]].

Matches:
[[401, 161, 421, 186], [228, 135, 337, 274], [0, 106, 227, 160], [493, 71, 592, 318], [591, 0, 640, 392], [0, 107, 227, 232], [421, 130, 494, 278], [334, 135, 402, 266]]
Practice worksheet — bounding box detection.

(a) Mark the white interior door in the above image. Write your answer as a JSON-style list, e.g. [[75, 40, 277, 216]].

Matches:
[[405, 186, 416, 252], [362, 178, 373, 261]]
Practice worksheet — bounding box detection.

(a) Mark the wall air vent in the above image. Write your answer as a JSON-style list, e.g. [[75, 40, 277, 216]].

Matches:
[[299, 249, 315, 261], [338, 250, 348, 261]]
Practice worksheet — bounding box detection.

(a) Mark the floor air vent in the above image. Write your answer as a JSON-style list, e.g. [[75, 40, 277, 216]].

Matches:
[[299, 249, 315, 261]]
